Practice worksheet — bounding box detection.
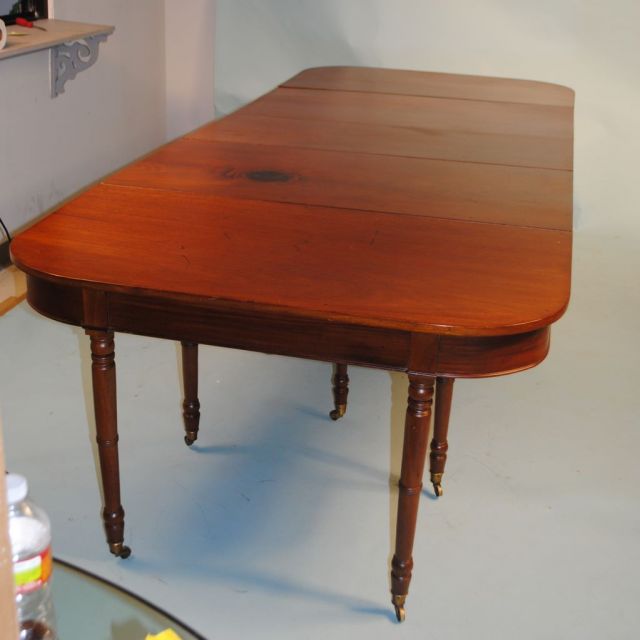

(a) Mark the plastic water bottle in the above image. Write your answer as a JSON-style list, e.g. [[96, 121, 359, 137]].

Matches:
[[6, 473, 57, 640]]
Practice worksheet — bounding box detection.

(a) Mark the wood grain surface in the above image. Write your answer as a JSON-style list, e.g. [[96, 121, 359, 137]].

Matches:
[[197, 86, 572, 169], [13, 184, 570, 335], [282, 66, 575, 107], [104, 139, 571, 230], [12, 65, 574, 338]]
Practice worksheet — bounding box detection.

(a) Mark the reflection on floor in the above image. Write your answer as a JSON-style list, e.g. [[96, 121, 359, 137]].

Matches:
[[1, 232, 638, 640]]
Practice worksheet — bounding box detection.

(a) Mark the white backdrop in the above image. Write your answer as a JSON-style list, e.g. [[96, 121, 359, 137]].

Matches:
[[215, 0, 640, 236]]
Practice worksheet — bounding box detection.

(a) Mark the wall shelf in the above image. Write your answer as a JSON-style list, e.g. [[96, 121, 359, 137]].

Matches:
[[0, 19, 114, 97]]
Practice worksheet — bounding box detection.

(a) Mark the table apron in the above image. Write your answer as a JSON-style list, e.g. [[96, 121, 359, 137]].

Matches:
[[26, 275, 551, 377], [109, 291, 411, 370]]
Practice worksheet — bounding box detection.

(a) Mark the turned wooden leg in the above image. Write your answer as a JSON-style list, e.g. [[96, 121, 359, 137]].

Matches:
[[87, 330, 131, 559], [391, 374, 435, 622], [181, 341, 200, 446], [329, 363, 349, 420], [430, 377, 455, 497]]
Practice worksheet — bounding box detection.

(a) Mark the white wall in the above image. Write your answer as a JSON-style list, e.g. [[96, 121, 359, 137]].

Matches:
[[214, 0, 640, 236], [165, 0, 215, 141], [0, 0, 215, 235]]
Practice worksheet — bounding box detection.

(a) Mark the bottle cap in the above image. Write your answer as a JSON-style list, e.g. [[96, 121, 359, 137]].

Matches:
[[6, 473, 28, 504]]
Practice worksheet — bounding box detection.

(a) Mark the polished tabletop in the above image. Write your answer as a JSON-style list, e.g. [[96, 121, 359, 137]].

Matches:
[[12, 66, 573, 338]]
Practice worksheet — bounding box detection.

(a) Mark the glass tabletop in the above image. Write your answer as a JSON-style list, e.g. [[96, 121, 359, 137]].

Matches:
[[53, 559, 205, 640]]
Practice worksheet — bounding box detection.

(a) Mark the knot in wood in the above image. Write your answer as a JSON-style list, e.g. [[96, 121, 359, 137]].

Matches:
[[246, 170, 293, 183]]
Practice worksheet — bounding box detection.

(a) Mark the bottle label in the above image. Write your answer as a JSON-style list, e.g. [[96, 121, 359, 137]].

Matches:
[[13, 546, 52, 594]]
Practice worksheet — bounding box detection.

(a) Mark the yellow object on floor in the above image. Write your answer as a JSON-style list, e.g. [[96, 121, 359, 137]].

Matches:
[[0, 266, 26, 316], [145, 630, 183, 640]]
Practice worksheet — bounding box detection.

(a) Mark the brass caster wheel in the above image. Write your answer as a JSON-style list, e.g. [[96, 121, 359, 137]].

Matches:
[[431, 472, 443, 497], [109, 542, 132, 559], [392, 595, 406, 623], [329, 405, 346, 421], [184, 432, 197, 446]]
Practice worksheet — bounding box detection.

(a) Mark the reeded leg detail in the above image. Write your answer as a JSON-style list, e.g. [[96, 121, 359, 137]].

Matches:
[[87, 330, 131, 559], [181, 341, 200, 446], [391, 374, 435, 622], [430, 377, 454, 497], [329, 363, 349, 420]]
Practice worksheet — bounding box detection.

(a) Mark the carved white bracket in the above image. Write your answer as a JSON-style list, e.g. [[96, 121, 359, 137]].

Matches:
[[51, 34, 109, 98]]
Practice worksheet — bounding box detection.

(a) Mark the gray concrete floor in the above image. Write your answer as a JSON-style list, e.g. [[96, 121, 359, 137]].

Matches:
[[1, 231, 638, 639]]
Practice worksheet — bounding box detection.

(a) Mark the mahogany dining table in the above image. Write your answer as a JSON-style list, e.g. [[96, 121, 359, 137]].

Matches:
[[11, 66, 574, 622]]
